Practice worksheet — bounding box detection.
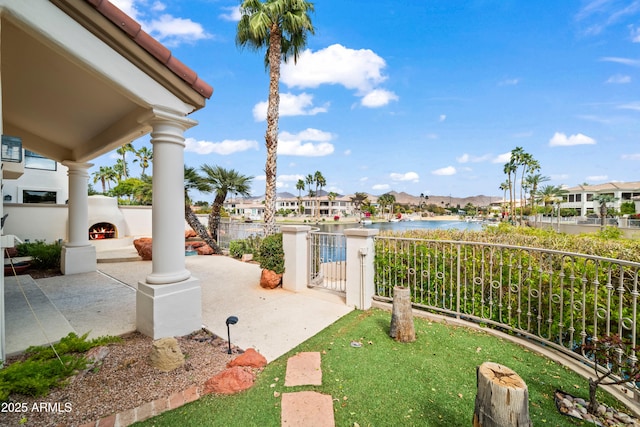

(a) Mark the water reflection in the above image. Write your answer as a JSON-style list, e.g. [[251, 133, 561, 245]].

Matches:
[[315, 219, 484, 234]]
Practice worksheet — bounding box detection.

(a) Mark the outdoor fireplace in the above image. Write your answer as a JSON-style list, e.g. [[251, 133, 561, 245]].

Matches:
[[89, 222, 116, 240]]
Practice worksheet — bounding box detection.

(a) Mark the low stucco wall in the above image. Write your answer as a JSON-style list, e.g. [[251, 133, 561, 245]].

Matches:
[[2, 202, 208, 244]]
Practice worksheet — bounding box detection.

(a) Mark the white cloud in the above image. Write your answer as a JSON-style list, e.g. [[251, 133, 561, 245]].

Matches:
[[278, 128, 335, 156], [618, 102, 640, 111], [606, 74, 631, 83], [253, 93, 328, 121], [586, 175, 608, 182], [633, 26, 640, 42], [457, 153, 492, 163], [390, 172, 419, 182], [622, 153, 640, 160], [278, 174, 305, 182], [280, 44, 397, 106], [360, 89, 399, 108], [498, 78, 520, 86], [184, 137, 258, 155], [600, 57, 640, 67], [550, 174, 569, 181], [111, 0, 140, 20], [549, 132, 596, 146], [493, 152, 512, 163], [438, 114, 447, 122], [359, 177, 369, 182], [431, 166, 456, 176], [372, 184, 390, 191], [344, 149, 352, 156], [219, 6, 241, 21]]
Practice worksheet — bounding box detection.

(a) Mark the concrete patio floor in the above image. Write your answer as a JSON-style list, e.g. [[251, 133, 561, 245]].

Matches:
[[4, 254, 353, 362]]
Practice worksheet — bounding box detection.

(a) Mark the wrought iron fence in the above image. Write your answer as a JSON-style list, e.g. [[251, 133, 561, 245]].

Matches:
[[217, 220, 277, 249], [309, 231, 346, 293], [374, 236, 640, 389]]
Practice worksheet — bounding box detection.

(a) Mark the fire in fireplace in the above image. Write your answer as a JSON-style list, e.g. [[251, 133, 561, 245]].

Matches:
[[89, 222, 116, 240]]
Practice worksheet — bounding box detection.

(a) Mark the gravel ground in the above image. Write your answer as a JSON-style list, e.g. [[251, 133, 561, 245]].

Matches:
[[2, 330, 236, 427]]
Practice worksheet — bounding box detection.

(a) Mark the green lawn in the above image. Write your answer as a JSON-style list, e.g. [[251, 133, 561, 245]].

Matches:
[[135, 308, 624, 426]]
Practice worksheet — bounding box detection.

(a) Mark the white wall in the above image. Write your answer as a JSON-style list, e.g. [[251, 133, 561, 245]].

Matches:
[[2, 163, 68, 204]]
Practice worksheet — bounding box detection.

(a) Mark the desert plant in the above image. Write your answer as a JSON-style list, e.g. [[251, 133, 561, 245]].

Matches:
[[229, 235, 262, 259], [581, 335, 640, 414], [258, 233, 284, 274]]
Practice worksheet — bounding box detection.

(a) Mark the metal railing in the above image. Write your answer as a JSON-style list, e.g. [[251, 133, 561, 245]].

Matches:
[[374, 236, 640, 389], [217, 220, 278, 249], [309, 231, 346, 293]]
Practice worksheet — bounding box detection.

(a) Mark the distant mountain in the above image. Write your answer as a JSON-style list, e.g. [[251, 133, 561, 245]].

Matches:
[[380, 191, 500, 207]]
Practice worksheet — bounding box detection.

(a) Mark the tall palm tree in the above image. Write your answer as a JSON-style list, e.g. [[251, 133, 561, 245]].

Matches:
[[115, 143, 134, 180], [113, 159, 128, 183], [305, 173, 314, 217], [236, 0, 315, 236], [200, 165, 253, 241], [313, 170, 326, 220], [592, 193, 618, 229], [525, 173, 549, 216], [133, 146, 153, 177], [295, 178, 305, 215], [499, 180, 510, 218], [503, 161, 517, 220], [327, 191, 337, 217], [92, 166, 117, 193], [184, 166, 221, 253]]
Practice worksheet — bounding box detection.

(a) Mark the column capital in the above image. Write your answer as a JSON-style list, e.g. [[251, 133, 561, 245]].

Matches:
[[61, 161, 93, 171], [139, 107, 198, 131]]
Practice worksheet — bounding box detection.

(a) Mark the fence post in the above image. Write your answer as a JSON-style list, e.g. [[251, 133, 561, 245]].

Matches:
[[281, 225, 311, 292], [344, 228, 378, 309]]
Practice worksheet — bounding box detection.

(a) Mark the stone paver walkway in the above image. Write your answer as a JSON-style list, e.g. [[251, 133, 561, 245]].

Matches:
[[281, 351, 335, 427]]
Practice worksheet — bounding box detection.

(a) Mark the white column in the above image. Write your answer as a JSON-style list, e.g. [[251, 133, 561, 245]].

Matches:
[[136, 109, 202, 339], [60, 161, 96, 275], [282, 225, 311, 292], [344, 228, 378, 309]]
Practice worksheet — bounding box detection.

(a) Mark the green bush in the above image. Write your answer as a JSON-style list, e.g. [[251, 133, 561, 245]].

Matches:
[[258, 233, 285, 274], [0, 332, 121, 401], [16, 240, 62, 270], [229, 235, 262, 259]]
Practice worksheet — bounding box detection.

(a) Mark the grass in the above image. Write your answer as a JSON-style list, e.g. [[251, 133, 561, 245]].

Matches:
[[136, 308, 625, 426]]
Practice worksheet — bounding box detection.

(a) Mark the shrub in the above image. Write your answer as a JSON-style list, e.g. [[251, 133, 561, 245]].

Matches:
[[16, 240, 62, 270], [258, 233, 285, 274], [229, 235, 262, 259], [597, 226, 622, 240]]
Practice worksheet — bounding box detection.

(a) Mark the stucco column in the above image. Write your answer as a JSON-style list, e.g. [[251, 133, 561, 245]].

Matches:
[[344, 228, 378, 309], [60, 161, 96, 275], [282, 225, 311, 292], [137, 109, 201, 339]]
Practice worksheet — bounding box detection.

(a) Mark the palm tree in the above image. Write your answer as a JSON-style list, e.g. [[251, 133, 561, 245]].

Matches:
[[313, 170, 326, 220], [327, 191, 337, 217], [503, 161, 517, 220], [115, 143, 134, 180], [499, 180, 510, 218], [295, 178, 305, 215], [525, 174, 549, 218], [133, 146, 153, 177], [113, 159, 128, 183], [184, 166, 221, 253], [378, 193, 396, 220], [200, 164, 253, 241], [92, 166, 117, 193], [305, 173, 314, 217], [236, 0, 315, 235], [535, 184, 567, 212], [350, 192, 369, 220], [592, 194, 618, 229]]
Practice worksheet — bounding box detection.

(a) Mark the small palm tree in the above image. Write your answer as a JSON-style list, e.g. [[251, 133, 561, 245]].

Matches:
[[92, 166, 117, 193], [314, 171, 326, 220], [592, 193, 618, 229], [295, 179, 305, 215], [378, 193, 396, 220], [236, 0, 315, 235], [184, 166, 221, 253], [200, 165, 253, 241]]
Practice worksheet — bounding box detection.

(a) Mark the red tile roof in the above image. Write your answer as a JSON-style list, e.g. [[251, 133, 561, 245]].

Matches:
[[85, 0, 213, 99]]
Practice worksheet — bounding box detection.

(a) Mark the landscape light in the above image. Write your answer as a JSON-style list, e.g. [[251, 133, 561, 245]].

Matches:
[[226, 316, 238, 354]]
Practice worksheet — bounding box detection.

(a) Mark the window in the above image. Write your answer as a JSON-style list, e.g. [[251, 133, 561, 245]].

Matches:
[[576, 194, 582, 202], [586, 194, 593, 201], [23, 190, 56, 204], [24, 150, 56, 171], [568, 194, 575, 202]]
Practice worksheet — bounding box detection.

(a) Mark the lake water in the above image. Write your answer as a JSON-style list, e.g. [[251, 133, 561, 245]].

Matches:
[[315, 219, 484, 234]]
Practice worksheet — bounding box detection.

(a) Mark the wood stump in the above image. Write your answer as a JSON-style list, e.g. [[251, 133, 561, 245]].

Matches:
[[473, 362, 532, 427], [389, 286, 416, 342]]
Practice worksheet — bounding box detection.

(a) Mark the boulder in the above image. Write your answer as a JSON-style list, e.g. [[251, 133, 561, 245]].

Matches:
[[185, 229, 197, 239], [196, 245, 214, 255], [148, 337, 184, 372], [203, 366, 255, 395], [260, 269, 282, 289], [227, 348, 267, 369], [133, 237, 153, 261]]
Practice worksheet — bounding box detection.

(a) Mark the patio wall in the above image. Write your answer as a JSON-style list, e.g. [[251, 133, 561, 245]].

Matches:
[[2, 203, 207, 244]]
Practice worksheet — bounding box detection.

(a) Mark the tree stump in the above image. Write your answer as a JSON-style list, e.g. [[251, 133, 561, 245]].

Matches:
[[389, 286, 416, 342], [473, 362, 532, 427]]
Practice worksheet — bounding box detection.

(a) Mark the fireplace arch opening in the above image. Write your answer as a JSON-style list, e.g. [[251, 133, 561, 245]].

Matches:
[[89, 222, 117, 240]]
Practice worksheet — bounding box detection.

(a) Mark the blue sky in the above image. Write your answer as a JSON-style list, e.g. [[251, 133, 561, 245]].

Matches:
[[95, 0, 640, 200]]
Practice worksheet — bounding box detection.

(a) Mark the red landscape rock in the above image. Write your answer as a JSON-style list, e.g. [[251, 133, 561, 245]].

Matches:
[[203, 366, 255, 395], [260, 269, 282, 289], [133, 238, 153, 260], [227, 348, 267, 369], [196, 245, 214, 255], [185, 229, 197, 239]]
